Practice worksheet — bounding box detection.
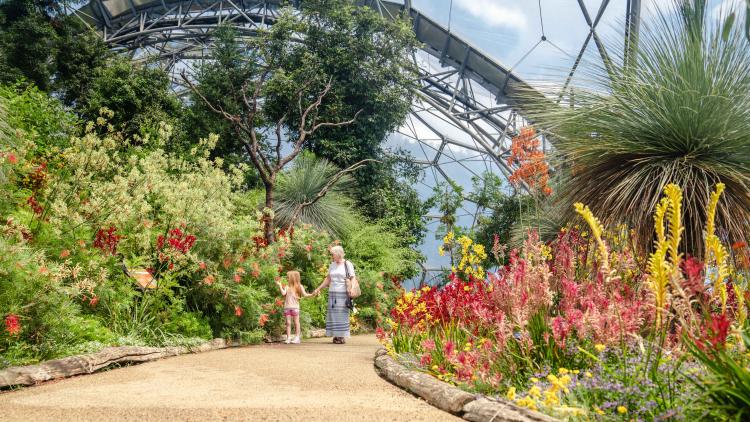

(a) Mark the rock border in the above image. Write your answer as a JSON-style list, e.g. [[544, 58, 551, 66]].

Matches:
[[1, 328, 328, 389], [373, 348, 558, 422]]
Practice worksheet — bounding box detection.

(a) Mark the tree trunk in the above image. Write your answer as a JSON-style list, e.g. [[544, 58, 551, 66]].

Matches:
[[263, 181, 276, 244]]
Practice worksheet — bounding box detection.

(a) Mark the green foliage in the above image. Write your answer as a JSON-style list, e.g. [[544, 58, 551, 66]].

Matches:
[[0, 83, 76, 154], [687, 324, 750, 420], [523, 0, 750, 255], [0, 237, 115, 368], [183, 25, 256, 162], [78, 58, 182, 137], [275, 153, 357, 237]]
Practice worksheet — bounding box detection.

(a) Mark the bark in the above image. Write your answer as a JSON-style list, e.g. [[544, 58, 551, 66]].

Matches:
[[263, 181, 276, 243], [0, 339, 229, 389]]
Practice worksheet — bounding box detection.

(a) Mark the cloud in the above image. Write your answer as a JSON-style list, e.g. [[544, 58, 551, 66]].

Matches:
[[453, 0, 528, 31]]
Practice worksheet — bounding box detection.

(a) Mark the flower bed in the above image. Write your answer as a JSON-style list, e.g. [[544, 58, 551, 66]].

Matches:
[[380, 184, 750, 420]]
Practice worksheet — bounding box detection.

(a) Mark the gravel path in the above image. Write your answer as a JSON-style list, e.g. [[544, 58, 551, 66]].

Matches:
[[0, 335, 458, 421]]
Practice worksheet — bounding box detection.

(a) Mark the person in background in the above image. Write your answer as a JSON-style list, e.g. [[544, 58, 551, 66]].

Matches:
[[276, 270, 314, 344], [313, 245, 356, 344]]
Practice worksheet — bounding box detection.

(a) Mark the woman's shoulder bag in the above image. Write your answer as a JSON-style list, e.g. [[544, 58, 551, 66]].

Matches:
[[344, 260, 361, 299]]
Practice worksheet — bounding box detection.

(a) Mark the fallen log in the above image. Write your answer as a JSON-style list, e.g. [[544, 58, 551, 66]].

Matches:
[[0, 338, 228, 389], [373, 348, 558, 422]]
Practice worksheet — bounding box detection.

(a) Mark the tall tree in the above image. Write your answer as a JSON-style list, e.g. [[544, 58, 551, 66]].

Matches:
[[185, 0, 425, 244], [185, 1, 420, 243]]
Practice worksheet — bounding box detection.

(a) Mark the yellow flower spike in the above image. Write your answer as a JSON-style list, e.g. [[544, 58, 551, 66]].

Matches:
[[617, 405, 627, 414], [705, 183, 726, 241], [654, 197, 669, 245], [593, 406, 605, 416], [431, 365, 439, 371], [530, 377, 540, 383], [733, 283, 747, 327], [506, 387, 516, 401], [585, 371, 593, 378], [558, 367, 569, 375], [594, 344, 606, 353], [574, 202, 609, 274], [663, 184, 684, 265], [528, 385, 541, 399]]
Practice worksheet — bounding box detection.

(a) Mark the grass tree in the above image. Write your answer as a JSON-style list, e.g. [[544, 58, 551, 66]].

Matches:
[[524, 0, 750, 255], [275, 153, 373, 237]]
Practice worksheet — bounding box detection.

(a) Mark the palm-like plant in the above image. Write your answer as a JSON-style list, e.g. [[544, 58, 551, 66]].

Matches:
[[524, 0, 750, 255], [274, 153, 357, 237]]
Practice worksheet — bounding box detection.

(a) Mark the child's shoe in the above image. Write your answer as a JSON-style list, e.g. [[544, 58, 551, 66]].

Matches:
[[292, 336, 301, 344], [285, 336, 292, 344]]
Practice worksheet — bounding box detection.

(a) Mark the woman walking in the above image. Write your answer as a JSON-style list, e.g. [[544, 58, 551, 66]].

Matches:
[[313, 245, 356, 344]]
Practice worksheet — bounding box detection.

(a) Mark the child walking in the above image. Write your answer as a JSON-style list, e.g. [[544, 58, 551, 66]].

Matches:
[[275, 271, 313, 344]]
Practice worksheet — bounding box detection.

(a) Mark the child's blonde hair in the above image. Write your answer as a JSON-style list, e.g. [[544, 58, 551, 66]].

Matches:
[[287, 271, 302, 297]]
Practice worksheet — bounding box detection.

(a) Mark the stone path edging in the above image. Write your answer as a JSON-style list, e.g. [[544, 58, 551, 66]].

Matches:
[[1, 328, 327, 389], [373, 348, 558, 422]]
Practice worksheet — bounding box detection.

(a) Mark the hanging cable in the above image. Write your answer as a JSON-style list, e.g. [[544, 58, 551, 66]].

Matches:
[[448, 0, 454, 32], [538, 0, 545, 37]]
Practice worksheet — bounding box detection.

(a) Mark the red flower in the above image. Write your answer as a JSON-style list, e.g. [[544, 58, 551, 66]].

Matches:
[[93, 226, 122, 256], [258, 313, 269, 327], [443, 340, 456, 358], [199, 261, 207, 270], [89, 296, 99, 307], [420, 353, 432, 366], [233, 274, 241, 283], [59, 249, 70, 258], [234, 306, 243, 317], [7, 153, 17, 164], [304, 244, 313, 252], [732, 241, 748, 250], [26, 195, 43, 215], [375, 327, 386, 342], [703, 312, 731, 351], [275, 298, 284, 307], [4, 314, 21, 336]]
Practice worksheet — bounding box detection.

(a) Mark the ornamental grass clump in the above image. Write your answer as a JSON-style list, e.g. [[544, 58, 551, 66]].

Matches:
[[523, 0, 750, 256]]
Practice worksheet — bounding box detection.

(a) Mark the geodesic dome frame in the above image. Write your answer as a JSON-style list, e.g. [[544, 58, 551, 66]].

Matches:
[[71, 0, 641, 284]]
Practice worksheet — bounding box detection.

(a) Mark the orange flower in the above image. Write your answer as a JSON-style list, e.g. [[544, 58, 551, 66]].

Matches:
[[234, 305, 243, 317], [198, 261, 207, 270], [258, 313, 269, 326], [233, 274, 241, 283], [59, 249, 70, 258], [202, 275, 215, 285], [732, 241, 747, 250], [7, 153, 17, 164]]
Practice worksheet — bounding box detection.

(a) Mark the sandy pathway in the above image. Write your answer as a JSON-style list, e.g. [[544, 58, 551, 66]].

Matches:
[[0, 335, 458, 421]]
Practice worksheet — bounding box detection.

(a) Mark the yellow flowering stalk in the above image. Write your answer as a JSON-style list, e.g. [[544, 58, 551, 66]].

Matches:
[[704, 183, 729, 311], [574, 203, 610, 275], [646, 184, 687, 328]]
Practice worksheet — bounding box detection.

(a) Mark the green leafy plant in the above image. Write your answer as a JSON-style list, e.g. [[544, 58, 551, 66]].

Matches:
[[524, 0, 750, 255]]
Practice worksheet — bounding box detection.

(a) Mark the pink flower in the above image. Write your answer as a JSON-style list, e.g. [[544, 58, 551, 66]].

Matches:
[[198, 261, 207, 270], [234, 274, 241, 283], [305, 244, 313, 252], [421, 338, 436, 351], [235, 306, 243, 317], [7, 153, 17, 164], [443, 340, 455, 358]]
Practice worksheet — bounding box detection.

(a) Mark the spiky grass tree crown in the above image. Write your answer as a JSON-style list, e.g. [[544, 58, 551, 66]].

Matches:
[[525, 0, 750, 255], [274, 152, 357, 237]]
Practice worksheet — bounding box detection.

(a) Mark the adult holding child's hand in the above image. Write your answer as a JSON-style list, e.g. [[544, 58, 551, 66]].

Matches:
[[313, 245, 357, 344]]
